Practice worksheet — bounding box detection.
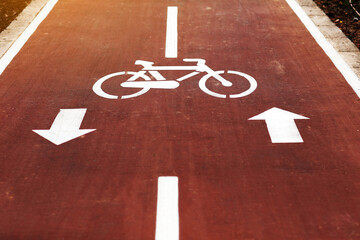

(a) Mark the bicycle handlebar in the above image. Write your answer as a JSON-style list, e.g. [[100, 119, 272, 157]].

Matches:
[[183, 58, 206, 65]]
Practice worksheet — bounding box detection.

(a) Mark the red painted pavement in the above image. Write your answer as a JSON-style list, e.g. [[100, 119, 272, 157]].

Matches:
[[0, 0, 359, 239]]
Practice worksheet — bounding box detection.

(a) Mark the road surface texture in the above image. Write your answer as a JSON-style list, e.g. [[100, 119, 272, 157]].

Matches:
[[0, 0, 359, 239]]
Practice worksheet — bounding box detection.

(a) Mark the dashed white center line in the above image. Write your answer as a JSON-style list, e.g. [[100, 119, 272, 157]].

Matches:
[[166, 6, 178, 58], [155, 176, 179, 240]]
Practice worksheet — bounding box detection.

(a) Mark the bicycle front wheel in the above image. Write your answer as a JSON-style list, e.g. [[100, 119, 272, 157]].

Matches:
[[199, 70, 257, 98]]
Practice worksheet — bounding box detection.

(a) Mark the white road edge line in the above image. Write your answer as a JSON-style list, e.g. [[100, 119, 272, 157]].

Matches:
[[286, 0, 360, 98], [166, 6, 178, 58], [0, 0, 58, 76], [155, 176, 179, 240]]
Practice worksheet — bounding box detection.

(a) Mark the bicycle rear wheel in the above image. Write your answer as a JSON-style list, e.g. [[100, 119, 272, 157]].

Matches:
[[93, 71, 151, 99]]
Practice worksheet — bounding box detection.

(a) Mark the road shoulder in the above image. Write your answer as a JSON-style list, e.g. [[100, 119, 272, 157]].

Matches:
[[0, 0, 48, 59], [296, 0, 360, 79]]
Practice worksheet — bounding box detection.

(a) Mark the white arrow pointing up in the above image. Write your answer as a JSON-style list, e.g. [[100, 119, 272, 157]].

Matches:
[[33, 109, 96, 145], [249, 107, 309, 143]]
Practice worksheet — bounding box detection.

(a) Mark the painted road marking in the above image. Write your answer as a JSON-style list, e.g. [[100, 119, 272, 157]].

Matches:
[[155, 176, 179, 240], [286, 0, 360, 98], [93, 58, 257, 99], [0, 0, 58, 76], [249, 107, 309, 143], [33, 109, 96, 145], [166, 6, 178, 58]]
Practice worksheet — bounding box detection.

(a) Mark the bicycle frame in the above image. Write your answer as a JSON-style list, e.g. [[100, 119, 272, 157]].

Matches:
[[127, 58, 232, 87]]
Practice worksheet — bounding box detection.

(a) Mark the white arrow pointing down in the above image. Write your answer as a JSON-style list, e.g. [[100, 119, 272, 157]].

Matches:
[[249, 107, 309, 143], [33, 109, 96, 145]]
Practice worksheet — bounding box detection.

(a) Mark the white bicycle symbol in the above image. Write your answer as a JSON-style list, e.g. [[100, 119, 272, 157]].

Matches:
[[92, 58, 257, 99]]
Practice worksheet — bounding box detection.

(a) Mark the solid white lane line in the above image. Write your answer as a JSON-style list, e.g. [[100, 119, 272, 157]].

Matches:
[[286, 0, 360, 98], [155, 176, 179, 240], [0, 0, 58, 76], [166, 6, 178, 58]]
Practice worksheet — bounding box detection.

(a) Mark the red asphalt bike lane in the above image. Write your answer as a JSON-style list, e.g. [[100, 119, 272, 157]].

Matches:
[[0, 0, 359, 239]]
